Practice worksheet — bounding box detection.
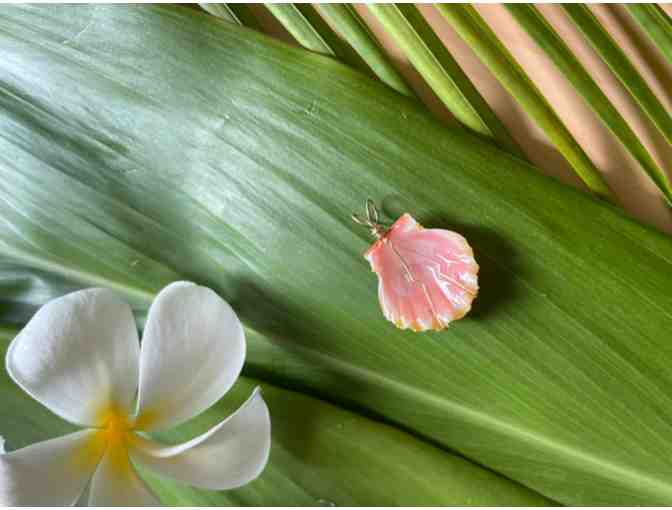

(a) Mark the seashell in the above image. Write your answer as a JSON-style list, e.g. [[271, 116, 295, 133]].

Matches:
[[354, 201, 478, 332]]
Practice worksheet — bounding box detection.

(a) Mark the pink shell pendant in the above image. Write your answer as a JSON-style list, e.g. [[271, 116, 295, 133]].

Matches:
[[353, 201, 479, 332]]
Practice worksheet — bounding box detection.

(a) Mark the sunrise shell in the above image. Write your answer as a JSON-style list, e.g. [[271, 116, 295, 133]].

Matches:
[[364, 213, 479, 332]]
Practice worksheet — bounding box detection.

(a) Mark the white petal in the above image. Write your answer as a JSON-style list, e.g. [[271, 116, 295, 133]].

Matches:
[[131, 388, 270, 490], [0, 429, 104, 506], [135, 282, 245, 431], [88, 447, 160, 506], [0, 436, 5, 454], [6, 288, 140, 427]]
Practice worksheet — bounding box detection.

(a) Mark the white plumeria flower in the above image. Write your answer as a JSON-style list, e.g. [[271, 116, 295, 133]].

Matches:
[[0, 281, 271, 506]]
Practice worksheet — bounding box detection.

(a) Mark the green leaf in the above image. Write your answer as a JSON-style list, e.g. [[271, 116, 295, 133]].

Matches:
[[506, 4, 672, 206], [1, 4, 672, 505], [264, 3, 368, 73], [563, 4, 672, 149], [436, 4, 614, 200], [626, 4, 672, 66], [0, 331, 548, 506], [315, 4, 415, 97], [368, 4, 523, 156]]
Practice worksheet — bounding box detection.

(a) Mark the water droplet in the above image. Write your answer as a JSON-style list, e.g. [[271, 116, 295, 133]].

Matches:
[[317, 499, 336, 507], [304, 100, 318, 116]]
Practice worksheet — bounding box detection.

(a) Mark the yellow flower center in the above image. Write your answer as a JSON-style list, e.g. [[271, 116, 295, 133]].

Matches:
[[94, 405, 135, 476], [103, 412, 131, 447]]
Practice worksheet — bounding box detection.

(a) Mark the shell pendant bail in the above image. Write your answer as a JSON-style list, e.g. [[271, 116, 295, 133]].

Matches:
[[351, 199, 388, 239]]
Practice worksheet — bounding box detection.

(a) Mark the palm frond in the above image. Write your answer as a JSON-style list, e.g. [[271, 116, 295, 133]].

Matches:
[[264, 3, 367, 72], [436, 4, 614, 200], [316, 4, 415, 96], [563, 4, 672, 149], [368, 4, 522, 155], [507, 4, 672, 205], [626, 4, 672, 67]]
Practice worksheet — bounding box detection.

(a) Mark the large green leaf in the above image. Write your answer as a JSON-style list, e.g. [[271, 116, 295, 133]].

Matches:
[[1, 4, 672, 506], [0, 330, 547, 506]]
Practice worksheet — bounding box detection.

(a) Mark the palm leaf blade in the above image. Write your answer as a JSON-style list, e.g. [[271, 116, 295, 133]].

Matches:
[[368, 4, 522, 156], [199, 3, 241, 25], [316, 4, 415, 96], [264, 3, 368, 73], [506, 4, 672, 205], [436, 4, 614, 199], [563, 4, 672, 148], [626, 4, 672, 66]]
